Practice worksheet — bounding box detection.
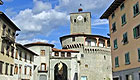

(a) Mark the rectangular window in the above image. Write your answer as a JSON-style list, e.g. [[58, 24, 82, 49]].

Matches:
[[0, 61, 4, 74], [114, 39, 118, 49], [30, 68, 32, 76], [112, 13, 115, 19], [41, 63, 46, 71], [40, 50, 45, 56], [2, 24, 6, 36], [5, 63, 9, 75], [14, 65, 18, 74], [115, 56, 119, 67], [112, 22, 116, 32], [138, 48, 140, 61], [30, 56, 32, 63], [24, 66, 27, 75], [11, 47, 14, 58], [15, 49, 18, 59], [8, 28, 11, 36], [19, 51, 22, 60], [67, 52, 71, 57], [120, 3, 124, 10], [125, 52, 130, 65], [55, 52, 59, 56], [122, 32, 128, 44], [126, 75, 133, 80], [19, 65, 22, 74], [121, 14, 126, 25], [81, 76, 87, 80], [6, 45, 10, 56], [25, 54, 27, 62], [87, 41, 91, 46], [1, 42, 4, 54], [72, 37, 75, 42], [133, 2, 139, 17], [61, 52, 65, 57], [10, 65, 13, 76], [133, 25, 140, 38]]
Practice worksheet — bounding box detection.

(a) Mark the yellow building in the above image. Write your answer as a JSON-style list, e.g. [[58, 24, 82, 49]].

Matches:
[[101, 0, 140, 80], [0, 12, 20, 79]]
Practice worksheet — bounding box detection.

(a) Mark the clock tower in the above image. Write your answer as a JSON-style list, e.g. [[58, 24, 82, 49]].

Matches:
[[70, 9, 91, 34]]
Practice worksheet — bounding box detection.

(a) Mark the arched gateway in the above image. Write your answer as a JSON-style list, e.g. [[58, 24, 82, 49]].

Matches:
[[54, 62, 67, 80]]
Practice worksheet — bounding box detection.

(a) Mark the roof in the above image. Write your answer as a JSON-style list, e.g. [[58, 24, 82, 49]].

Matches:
[[52, 48, 79, 53], [16, 43, 39, 56], [24, 42, 54, 47], [0, 12, 20, 31], [60, 34, 109, 43], [100, 0, 125, 19]]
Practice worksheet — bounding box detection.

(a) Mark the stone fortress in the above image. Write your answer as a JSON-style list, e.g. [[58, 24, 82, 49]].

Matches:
[[0, 6, 112, 80], [23, 9, 113, 80]]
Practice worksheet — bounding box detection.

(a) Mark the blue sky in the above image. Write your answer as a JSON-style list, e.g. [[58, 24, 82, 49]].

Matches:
[[0, 0, 113, 49]]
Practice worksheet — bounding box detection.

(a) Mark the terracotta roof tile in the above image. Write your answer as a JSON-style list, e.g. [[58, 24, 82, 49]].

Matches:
[[24, 42, 54, 47]]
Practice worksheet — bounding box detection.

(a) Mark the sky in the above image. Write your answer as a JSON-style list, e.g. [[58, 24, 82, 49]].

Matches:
[[0, 0, 114, 49]]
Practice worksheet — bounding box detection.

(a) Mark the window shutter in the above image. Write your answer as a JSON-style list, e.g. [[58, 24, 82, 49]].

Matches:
[[133, 28, 136, 38], [133, 5, 136, 15], [138, 49, 140, 60]]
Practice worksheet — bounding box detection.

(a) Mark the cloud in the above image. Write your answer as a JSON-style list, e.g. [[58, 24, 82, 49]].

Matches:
[[92, 19, 109, 26], [13, 8, 69, 40], [11, 0, 113, 48]]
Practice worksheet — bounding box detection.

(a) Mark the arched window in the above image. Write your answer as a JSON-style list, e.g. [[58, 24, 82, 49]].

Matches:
[[41, 63, 46, 71]]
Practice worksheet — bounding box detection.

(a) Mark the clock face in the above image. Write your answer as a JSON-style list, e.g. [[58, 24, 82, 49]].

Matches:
[[77, 15, 83, 21]]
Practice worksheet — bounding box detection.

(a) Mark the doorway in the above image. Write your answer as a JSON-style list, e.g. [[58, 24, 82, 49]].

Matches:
[[54, 62, 67, 80]]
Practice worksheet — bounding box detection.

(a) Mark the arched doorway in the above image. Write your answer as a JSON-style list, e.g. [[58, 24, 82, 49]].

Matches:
[[54, 62, 67, 80]]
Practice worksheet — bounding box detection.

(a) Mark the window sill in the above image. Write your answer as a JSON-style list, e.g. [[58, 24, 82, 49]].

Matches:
[[134, 36, 140, 39], [114, 47, 118, 50], [123, 41, 129, 45], [134, 12, 140, 18], [112, 30, 117, 33], [125, 62, 130, 65], [122, 22, 127, 26], [115, 65, 119, 68]]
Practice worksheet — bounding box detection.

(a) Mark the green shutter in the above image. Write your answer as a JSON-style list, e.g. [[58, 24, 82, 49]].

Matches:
[[114, 39, 118, 49], [115, 57, 119, 67], [133, 27, 137, 38], [133, 5, 136, 15], [121, 14, 126, 25], [138, 48, 140, 61], [125, 52, 130, 64]]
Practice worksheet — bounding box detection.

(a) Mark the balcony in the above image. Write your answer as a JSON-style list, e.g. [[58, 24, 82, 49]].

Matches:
[[38, 70, 48, 73], [1, 34, 15, 43], [18, 74, 31, 80], [38, 66, 48, 73]]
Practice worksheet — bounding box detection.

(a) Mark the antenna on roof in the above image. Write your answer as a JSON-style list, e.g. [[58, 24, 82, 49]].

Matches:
[[78, 4, 83, 12]]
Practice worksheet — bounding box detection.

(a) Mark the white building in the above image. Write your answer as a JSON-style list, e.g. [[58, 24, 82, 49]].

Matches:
[[14, 43, 38, 80]]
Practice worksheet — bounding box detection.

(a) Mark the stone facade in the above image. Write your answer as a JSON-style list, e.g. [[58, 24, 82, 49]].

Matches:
[[0, 10, 112, 80]]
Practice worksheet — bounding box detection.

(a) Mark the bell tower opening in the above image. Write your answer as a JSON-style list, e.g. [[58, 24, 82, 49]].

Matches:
[[70, 6, 91, 34]]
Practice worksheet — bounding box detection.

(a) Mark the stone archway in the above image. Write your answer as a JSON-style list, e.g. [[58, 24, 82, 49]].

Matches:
[[54, 62, 67, 80]]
